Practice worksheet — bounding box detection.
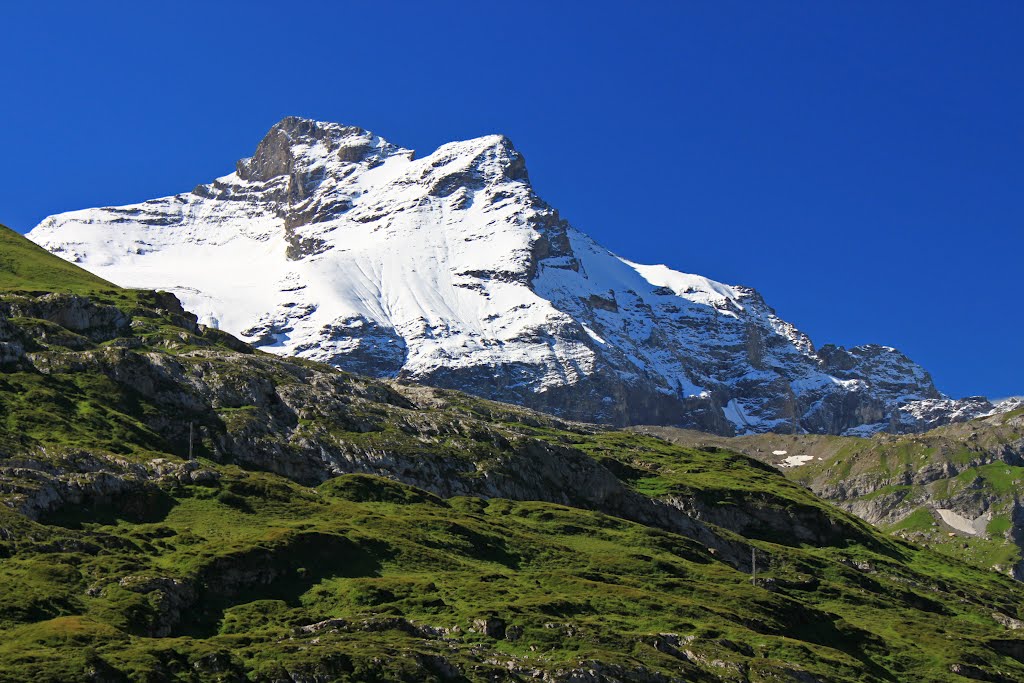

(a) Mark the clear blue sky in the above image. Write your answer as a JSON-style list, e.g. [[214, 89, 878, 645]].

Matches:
[[1, 2, 1020, 399]]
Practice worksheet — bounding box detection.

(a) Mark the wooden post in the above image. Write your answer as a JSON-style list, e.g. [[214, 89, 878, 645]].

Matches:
[[751, 548, 757, 586], [188, 421, 193, 460]]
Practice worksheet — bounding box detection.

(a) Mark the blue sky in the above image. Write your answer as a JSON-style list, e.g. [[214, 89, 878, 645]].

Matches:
[[1, 2, 1020, 398]]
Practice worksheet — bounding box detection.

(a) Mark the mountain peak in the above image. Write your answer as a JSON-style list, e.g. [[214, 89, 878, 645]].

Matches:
[[236, 116, 406, 183], [426, 132, 529, 187], [272, 115, 361, 136], [25, 122, 995, 437], [441, 133, 519, 158]]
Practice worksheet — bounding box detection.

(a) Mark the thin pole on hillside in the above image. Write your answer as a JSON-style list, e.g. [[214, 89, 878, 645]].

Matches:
[[788, 384, 799, 434], [751, 548, 757, 586], [188, 421, 194, 460]]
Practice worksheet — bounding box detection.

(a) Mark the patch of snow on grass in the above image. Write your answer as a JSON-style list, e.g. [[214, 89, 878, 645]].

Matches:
[[778, 455, 814, 468], [935, 508, 988, 536]]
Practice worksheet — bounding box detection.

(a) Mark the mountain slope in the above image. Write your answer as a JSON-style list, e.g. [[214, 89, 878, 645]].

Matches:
[[2, 237, 1024, 680], [26, 117, 998, 435], [0, 225, 117, 294], [637, 405, 1024, 578]]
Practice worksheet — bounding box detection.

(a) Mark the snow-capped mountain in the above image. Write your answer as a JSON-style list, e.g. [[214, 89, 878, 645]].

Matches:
[[26, 117, 997, 435]]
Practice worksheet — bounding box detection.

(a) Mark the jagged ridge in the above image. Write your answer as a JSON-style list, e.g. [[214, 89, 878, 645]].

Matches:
[[26, 117, 999, 435]]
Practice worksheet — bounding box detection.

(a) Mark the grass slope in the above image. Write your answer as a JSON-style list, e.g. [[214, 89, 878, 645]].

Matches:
[[0, 224, 120, 294], [4, 462, 1024, 682], [637, 417, 1024, 576], [0, 239, 1023, 680]]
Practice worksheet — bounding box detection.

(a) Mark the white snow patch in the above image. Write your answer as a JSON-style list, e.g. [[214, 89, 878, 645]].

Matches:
[[935, 508, 988, 536], [842, 422, 889, 438], [625, 261, 739, 308], [581, 325, 606, 345], [723, 399, 763, 432]]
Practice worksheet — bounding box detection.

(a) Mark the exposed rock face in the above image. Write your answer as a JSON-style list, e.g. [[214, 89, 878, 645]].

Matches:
[[27, 117, 995, 435], [638, 407, 1024, 579], [0, 290, 888, 575], [0, 294, 131, 340]]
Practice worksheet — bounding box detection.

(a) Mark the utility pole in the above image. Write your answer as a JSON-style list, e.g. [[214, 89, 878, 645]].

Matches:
[[188, 421, 194, 460], [787, 384, 799, 434]]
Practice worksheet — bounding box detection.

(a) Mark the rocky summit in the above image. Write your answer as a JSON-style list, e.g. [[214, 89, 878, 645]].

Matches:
[[27, 117, 998, 435]]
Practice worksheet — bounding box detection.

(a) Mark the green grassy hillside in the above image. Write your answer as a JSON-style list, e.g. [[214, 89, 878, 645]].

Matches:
[[638, 415, 1024, 578], [1, 227, 1024, 681], [6, 464, 1024, 683], [0, 224, 120, 294]]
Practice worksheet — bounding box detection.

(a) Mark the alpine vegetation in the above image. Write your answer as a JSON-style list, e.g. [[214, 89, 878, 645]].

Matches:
[[2, 225, 1024, 681]]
